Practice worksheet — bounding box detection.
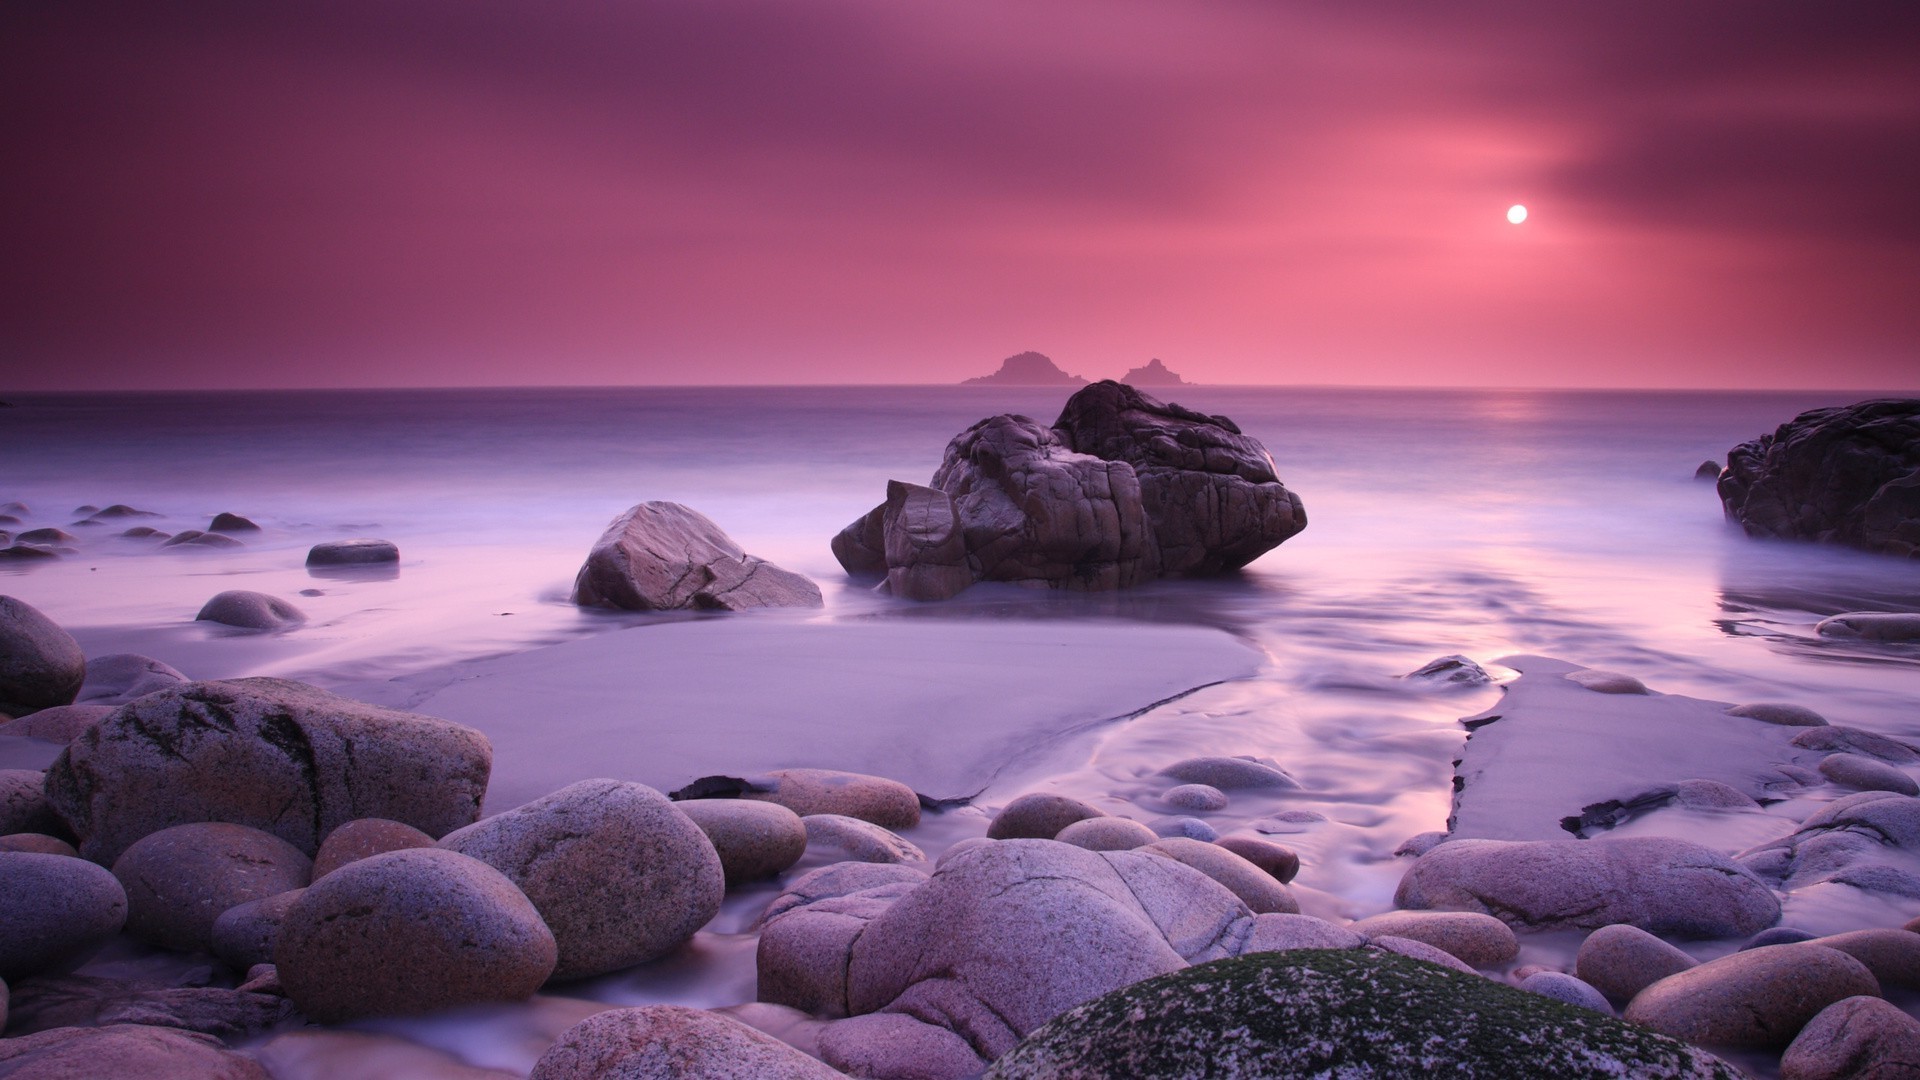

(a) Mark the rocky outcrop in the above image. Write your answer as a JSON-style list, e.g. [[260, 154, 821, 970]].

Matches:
[[43, 677, 492, 864], [572, 502, 823, 611], [1718, 399, 1920, 557], [1119, 358, 1191, 386], [833, 381, 1305, 600], [961, 351, 1088, 386]]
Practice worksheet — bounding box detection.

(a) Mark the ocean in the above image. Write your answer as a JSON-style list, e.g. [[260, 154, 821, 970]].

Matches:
[[4, 384, 1918, 1072]]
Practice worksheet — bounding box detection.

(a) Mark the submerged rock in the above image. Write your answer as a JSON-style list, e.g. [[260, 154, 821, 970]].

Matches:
[[1718, 399, 1920, 558], [986, 949, 1741, 1079], [208, 512, 260, 533], [306, 537, 400, 565], [76, 653, 189, 705], [1817, 611, 1920, 642], [44, 677, 492, 864], [0, 595, 86, 718], [194, 590, 307, 630], [833, 381, 1305, 599], [572, 501, 822, 611]]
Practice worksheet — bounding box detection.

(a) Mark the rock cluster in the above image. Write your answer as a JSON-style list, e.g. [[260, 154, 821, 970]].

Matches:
[[1718, 398, 1920, 557], [833, 381, 1306, 599], [573, 501, 823, 611]]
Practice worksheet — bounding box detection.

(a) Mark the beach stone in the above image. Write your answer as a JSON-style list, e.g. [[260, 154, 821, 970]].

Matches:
[[91, 985, 297, 1040], [76, 653, 189, 706], [834, 381, 1306, 598], [803, 813, 923, 864], [819, 1012, 987, 1080], [0, 769, 60, 834], [195, 589, 307, 629], [844, 839, 1253, 1059], [675, 799, 807, 885], [17, 527, 76, 544], [0, 702, 114, 742], [1238, 912, 1367, 953], [572, 501, 822, 611], [0, 595, 86, 718], [306, 538, 400, 565], [1576, 924, 1700, 1003], [1697, 460, 1723, 480], [1521, 971, 1613, 1014], [163, 529, 244, 549], [1404, 654, 1493, 685], [0, 833, 77, 855], [1053, 815, 1158, 851], [758, 870, 926, 1016], [112, 822, 313, 952], [531, 1004, 842, 1080], [1675, 778, 1763, 810], [0, 851, 128, 979], [1718, 399, 1920, 558], [986, 792, 1105, 840], [1749, 927, 1821, 950], [1396, 830, 1449, 857], [1368, 934, 1479, 975], [743, 767, 921, 829], [1565, 669, 1649, 694], [1795, 727, 1920, 764], [275, 847, 557, 1021], [1820, 613, 1920, 642], [1821, 753, 1920, 795], [1833, 865, 1920, 897], [119, 526, 169, 539], [1158, 754, 1298, 789], [1143, 837, 1298, 914], [1350, 910, 1519, 967], [1149, 815, 1219, 841], [91, 504, 161, 519], [1625, 941, 1880, 1051], [313, 817, 435, 878], [1729, 702, 1830, 727], [1813, 929, 1920, 991], [1781, 995, 1920, 1080], [0, 542, 60, 559], [986, 949, 1742, 1079], [208, 512, 259, 532], [44, 676, 492, 865], [439, 778, 724, 980], [1163, 783, 1228, 811], [763, 861, 929, 922], [211, 889, 306, 970], [1395, 836, 1780, 938], [1214, 835, 1300, 883], [0, 1024, 269, 1079]]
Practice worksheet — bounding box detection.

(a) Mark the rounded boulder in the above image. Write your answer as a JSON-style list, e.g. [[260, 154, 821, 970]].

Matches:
[[1781, 995, 1920, 1080], [306, 538, 400, 566], [986, 792, 1105, 840], [275, 847, 557, 1021], [0, 851, 128, 980], [1350, 910, 1519, 968], [676, 799, 808, 885], [745, 768, 921, 830], [194, 590, 306, 630], [1144, 837, 1298, 914], [1056, 817, 1158, 851], [532, 1004, 842, 1080], [439, 778, 723, 980], [312, 818, 435, 879], [0, 595, 86, 718], [1576, 923, 1699, 1003], [113, 822, 313, 952], [1625, 942, 1881, 1051]]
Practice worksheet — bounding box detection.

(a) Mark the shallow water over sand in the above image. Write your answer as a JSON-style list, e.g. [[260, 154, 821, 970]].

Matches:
[[5, 384, 1919, 1074]]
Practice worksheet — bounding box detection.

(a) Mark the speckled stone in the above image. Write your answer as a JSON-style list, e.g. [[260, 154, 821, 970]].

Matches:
[[819, 1013, 987, 1080], [0, 702, 113, 742], [1238, 912, 1366, 953], [744, 768, 921, 830], [1625, 942, 1881, 1051], [1163, 783, 1229, 812], [313, 818, 436, 879], [986, 792, 1105, 840], [986, 950, 1741, 1079], [0, 851, 128, 980], [532, 1005, 842, 1080], [1157, 756, 1298, 790], [194, 590, 306, 629], [1214, 836, 1300, 883], [0, 769, 60, 835], [76, 653, 189, 706], [1781, 995, 1920, 1080], [1055, 816, 1158, 851], [1520, 971, 1613, 1014], [1576, 924, 1699, 1003], [802, 813, 923, 864], [1819, 753, 1919, 796], [275, 848, 557, 1021], [1350, 910, 1519, 968], [306, 538, 400, 565], [211, 889, 307, 971], [112, 822, 313, 952], [677, 799, 808, 885], [1144, 837, 1298, 914], [1812, 928, 1920, 991], [1727, 702, 1828, 727], [439, 778, 723, 980], [0, 595, 86, 718], [1149, 815, 1219, 842]]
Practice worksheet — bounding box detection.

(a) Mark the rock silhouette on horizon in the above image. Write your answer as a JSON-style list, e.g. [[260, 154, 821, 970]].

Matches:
[[961, 351, 1090, 386], [1120, 358, 1191, 386], [834, 381, 1306, 599]]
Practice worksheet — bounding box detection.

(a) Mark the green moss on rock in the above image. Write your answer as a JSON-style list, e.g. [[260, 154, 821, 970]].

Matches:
[[986, 949, 1741, 1079]]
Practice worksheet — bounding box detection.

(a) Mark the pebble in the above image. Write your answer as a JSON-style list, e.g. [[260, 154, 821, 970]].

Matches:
[[1162, 783, 1229, 811]]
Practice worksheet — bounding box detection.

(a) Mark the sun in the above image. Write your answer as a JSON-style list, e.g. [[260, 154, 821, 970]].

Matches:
[[1507, 204, 1528, 225]]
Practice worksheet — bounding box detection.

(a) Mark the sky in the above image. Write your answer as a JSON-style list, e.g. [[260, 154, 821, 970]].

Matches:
[[3, 1, 1918, 390]]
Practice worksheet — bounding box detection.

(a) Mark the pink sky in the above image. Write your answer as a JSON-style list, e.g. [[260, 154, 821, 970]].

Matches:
[[3, 1, 1917, 390]]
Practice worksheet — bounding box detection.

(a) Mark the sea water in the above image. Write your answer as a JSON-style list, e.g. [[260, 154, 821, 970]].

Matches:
[[5, 384, 1918, 1072]]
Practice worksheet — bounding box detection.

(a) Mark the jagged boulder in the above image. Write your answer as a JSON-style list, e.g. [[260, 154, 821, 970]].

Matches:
[[1718, 399, 1920, 557], [573, 502, 822, 611], [833, 382, 1305, 599]]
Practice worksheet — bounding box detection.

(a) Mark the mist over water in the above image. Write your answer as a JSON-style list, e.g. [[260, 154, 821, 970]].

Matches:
[[5, 384, 1918, 1071]]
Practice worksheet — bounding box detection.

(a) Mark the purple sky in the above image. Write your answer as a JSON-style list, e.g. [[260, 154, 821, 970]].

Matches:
[[4, 1, 1917, 390]]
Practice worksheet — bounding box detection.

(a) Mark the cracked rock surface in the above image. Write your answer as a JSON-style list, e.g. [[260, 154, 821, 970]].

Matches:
[[572, 501, 822, 611]]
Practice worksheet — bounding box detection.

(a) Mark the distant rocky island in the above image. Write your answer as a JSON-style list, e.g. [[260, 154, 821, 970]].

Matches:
[[962, 352, 1089, 386], [962, 352, 1195, 387], [1120, 358, 1191, 386]]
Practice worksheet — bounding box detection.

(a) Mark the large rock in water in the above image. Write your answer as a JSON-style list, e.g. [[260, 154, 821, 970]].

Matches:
[[986, 949, 1742, 1079], [0, 595, 86, 718], [1718, 398, 1920, 557], [832, 381, 1305, 599], [43, 678, 492, 864], [572, 501, 823, 611]]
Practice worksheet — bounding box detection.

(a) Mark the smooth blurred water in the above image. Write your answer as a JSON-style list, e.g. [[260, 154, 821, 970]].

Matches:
[[6, 384, 1920, 1073]]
